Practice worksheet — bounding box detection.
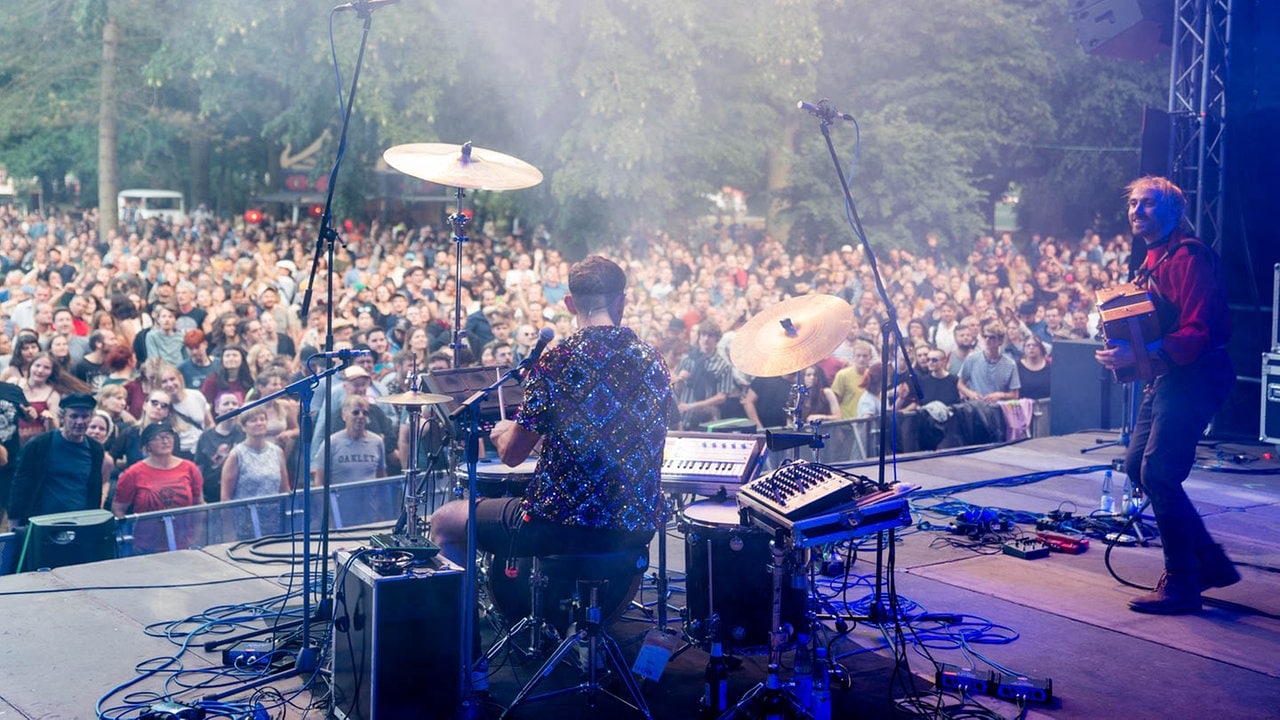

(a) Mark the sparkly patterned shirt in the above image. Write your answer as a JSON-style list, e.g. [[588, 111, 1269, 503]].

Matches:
[[516, 325, 671, 532]]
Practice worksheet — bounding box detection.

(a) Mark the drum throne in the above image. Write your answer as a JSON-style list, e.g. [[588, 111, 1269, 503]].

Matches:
[[499, 548, 653, 719]]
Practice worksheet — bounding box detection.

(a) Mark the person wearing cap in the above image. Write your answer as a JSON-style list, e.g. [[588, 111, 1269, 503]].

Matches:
[[274, 260, 298, 305], [311, 362, 397, 473], [312, 394, 385, 488], [112, 422, 204, 554], [6, 392, 105, 536]]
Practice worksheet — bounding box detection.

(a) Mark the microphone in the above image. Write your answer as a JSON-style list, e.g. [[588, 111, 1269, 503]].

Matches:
[[310, 348, 373, 362], [797, 99, 854, 122], [334, 0, 399, 13], [514, 326, 555, 382]]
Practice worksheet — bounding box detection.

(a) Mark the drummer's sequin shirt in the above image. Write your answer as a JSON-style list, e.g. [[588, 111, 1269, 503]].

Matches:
[[515, 325, 671, 532]]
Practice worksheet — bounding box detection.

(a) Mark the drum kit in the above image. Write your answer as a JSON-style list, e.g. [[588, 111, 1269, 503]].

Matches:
[[376, 138, 892, 717]]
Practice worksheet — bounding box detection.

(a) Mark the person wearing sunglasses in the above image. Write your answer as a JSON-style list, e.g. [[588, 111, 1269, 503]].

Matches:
[[112, 422, 203, 554], [312, 394, 385, 488], [956, 323, 1020, 403]]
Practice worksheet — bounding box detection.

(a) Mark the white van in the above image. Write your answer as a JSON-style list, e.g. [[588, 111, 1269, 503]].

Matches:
[[117, 188, 187, 225]]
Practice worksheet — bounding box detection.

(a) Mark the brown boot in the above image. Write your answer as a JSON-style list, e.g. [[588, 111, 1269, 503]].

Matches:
[[1197, 544, 1241, 590], [1128, 572, 1202, 614]]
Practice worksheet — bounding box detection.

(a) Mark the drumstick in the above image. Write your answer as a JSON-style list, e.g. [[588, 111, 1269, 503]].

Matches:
[[498, 372, 506, 421]]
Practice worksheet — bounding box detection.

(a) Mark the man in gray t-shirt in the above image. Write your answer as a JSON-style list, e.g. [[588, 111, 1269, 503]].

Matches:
[[957, 323, 1021, 402], [313, 395, 385, 486]]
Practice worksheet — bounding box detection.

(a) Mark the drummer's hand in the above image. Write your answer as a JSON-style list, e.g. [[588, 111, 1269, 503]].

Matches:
[[490, 419, 517, 445], [1095, 341, 1135, 371]]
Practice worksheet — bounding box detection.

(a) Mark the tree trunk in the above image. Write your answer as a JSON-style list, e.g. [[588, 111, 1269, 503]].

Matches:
[[189, 131, 211, 211], [765, 117, 798, 243], [97, 17, 120, 241]]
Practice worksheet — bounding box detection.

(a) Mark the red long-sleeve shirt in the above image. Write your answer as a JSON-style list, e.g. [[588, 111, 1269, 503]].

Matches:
[[1143, 230, 1231, 367]]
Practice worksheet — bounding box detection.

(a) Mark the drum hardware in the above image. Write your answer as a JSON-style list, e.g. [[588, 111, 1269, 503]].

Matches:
[[385, 139, 542, 714], [679, 499, 805, 653], [500, 551, 654, 720], [483, 556, 562, 664], [381, 374, 450, 545]]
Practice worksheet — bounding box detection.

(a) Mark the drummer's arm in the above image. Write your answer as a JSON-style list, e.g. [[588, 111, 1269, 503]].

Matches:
[[490, 419, 539, 467]]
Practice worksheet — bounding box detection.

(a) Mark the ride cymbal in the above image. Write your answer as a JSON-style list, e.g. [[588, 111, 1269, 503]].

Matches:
[[729, 294, 855, 377], [380, 390, 452, 407], [383, 142, 543, 191]]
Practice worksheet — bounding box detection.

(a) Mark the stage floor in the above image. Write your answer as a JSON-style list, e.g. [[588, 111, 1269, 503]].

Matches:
[[1, 431, 1278, 719]]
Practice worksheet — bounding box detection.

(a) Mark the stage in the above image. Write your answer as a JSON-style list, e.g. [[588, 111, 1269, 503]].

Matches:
[[1, 431, 1277, 719]]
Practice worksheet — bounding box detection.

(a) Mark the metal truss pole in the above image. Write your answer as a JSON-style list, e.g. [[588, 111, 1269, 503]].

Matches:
[[1167, 0, 1232, 251]]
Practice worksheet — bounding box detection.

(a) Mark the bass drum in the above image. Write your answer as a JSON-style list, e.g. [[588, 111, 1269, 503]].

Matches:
[[485, 551, 645, 635], [681, 499, 805, 653]]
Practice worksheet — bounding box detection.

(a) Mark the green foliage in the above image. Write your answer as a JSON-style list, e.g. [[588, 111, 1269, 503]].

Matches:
[[0, 0, 1170, 257]]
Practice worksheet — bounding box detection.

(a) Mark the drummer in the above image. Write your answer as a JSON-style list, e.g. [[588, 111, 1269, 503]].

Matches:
[[430, 255, 672, 562]]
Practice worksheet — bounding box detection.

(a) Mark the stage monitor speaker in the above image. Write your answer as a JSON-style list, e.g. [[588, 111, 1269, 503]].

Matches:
[[1050, 339, 1126, 435], [331, 549, 463, 720], [19, 509, 117, 573]]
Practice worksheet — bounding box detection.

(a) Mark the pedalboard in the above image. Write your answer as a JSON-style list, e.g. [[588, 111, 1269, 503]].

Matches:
[[1002, 538, 1050, 560]]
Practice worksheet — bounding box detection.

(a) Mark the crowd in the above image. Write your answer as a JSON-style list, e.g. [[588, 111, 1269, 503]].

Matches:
[[0, 202, 1131, 542]]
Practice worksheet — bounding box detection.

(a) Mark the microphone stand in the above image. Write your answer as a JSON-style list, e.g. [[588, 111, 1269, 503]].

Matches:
[[447, 361, 527, 718], [208, 2, 387, 702], [803, 102, 920, 624], [201, 355, 350, 697], [293, 4, 382, 655]]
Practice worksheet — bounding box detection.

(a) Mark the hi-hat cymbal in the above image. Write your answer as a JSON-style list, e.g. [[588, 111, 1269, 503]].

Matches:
[[383, 142, 543, 191], [381, 390, 452, 407], [729, 294, 855, 377]]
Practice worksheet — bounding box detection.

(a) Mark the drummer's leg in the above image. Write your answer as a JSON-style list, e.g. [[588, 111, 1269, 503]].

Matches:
[[429, 497, 524, 565], [428, 499, 470, 565]]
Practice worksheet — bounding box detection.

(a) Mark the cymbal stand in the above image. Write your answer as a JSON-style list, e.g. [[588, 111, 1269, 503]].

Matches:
[[446, 148, 474, 369], [449, 361, 527, 718], [720, 536, 810, 719]]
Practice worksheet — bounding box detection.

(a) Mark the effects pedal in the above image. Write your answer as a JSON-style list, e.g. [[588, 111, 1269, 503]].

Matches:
[[1001, 537, 1050, 560], [1036, 530, 1089, 554]]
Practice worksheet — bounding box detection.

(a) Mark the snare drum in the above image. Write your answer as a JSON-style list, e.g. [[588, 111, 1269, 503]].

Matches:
[[457, 459, 538, 498], [681, 499, 804, 651]]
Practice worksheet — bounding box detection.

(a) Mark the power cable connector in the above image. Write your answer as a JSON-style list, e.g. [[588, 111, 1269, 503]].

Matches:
[[936, 663, 995, 695], [221, 641, 274, 667], [140, 701, 206, 720], [995, 673, 1053, 703]]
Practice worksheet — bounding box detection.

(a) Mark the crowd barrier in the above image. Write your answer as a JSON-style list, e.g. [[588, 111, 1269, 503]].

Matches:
[[0, 399, 1050, 571]]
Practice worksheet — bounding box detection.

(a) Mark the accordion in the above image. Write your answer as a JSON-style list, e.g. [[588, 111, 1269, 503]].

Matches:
[[1096, 283, 1162, 383]]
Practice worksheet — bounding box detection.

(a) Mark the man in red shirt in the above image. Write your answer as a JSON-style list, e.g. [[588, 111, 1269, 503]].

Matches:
[[1096, 176, 1237, 614]]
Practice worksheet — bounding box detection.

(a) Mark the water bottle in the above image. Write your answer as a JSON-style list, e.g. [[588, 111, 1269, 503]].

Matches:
[[811, 646, 833, 720], [1121, 475, 1137, 515], [701, 641, 729, 716], [1099, 469, 1115, 514], [792, 634, 813, 709]]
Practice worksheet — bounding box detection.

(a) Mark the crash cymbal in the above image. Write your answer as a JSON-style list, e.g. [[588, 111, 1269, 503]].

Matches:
[[383, 142, 543, 191], [381, 390, 452, 407], [729, 294, 855, 377]]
